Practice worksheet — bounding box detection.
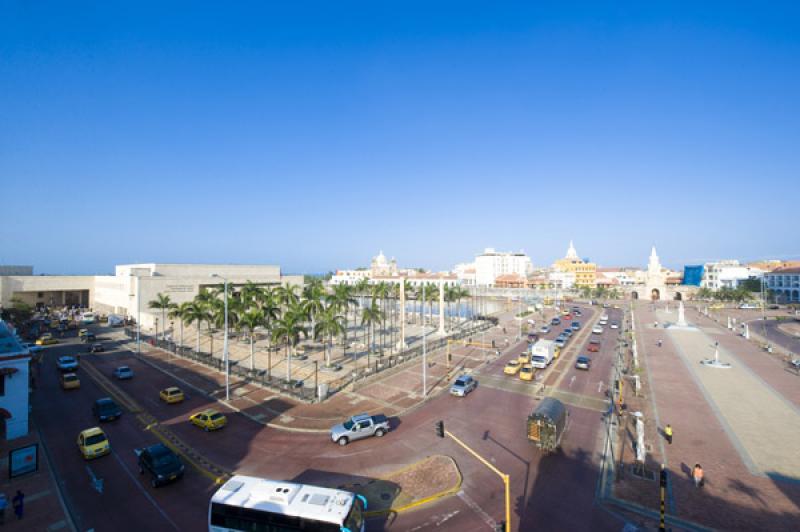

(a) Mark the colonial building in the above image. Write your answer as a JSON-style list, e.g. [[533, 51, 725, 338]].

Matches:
[[0, 320, 30, 440], [701, 260, 764, 290], [469, 248, 533, 287], [552, 241, 597, 288], [764, 267, 800, 303]]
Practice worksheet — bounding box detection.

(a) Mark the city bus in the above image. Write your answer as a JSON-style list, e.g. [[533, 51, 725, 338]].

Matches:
[[209, 475, 366, 532]]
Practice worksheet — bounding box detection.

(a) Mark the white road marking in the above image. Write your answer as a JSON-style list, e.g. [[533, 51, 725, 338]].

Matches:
[[457, 490, 498, 529], [569, 375, 576, 388], [598, 380, 604, 393], [111, 450, 179, 530]]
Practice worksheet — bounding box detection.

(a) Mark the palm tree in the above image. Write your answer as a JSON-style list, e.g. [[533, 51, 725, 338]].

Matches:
[[272, 303, 308, 382], [239, 307, 265, 371], [373, 282, 391, 355], [239, 280, 263, 308], [182, 302, 206, 354], [425, 283, 439, 327], [330, 284, 357, 359], [148, 293, 172, 341], [317, 303, 345, 368], [361, 301, 384, 368], [302, 279, 326, 347], [277, 284, 301, 308], [168, 301, 194, 350]]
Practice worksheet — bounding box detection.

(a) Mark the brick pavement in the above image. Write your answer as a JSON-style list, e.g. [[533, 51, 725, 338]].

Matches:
[[614, 302, 800, 530], [0, 423, 75, 531]]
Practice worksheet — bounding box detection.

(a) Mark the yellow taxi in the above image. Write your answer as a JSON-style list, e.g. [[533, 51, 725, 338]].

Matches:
[[159, 387, 185, 404], [36, 333, 59, 346], [189, 409, 227, 431], [503, 360, 521, 375], [561, 309, 570, 316], [78, 328, 89, 338], [519, 364, 535, 381], [50, 319, 60, 329], [517, 352, 530, 365], [554, 346, 562, 359], [60, 373, 80, 390], [77, 427, 110, 460]]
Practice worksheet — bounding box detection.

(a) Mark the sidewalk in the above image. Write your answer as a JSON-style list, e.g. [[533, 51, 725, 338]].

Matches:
[[0, 421, 75, 531], [613, 302, 800, 530]]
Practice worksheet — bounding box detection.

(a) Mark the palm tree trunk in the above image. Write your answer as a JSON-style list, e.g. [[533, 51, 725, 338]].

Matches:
[[286, 343, 291, 382], [326, 333, 332, 367], [162, 309, 166, 341], [249, 334, 255, 371], [179, 320, 184, 350], [196, 326, 201, 353]]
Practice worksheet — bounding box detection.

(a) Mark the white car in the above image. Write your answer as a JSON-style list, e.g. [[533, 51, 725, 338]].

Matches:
[[600, 314, 609, 321], [539, 325, 551, 334], [738, 303, 758, 309], [610, 321, 619, 329], [592, 326, 604, 335], [113, 366, 134, 380]]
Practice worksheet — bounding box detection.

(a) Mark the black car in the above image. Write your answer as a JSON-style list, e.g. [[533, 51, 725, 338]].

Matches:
[[93, 397, 123, 421], [82, 333, 97, 343], [88, 343, 105, 353], [136, 443, 185, 488]]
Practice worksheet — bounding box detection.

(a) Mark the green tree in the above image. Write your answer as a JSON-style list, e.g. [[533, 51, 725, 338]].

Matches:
[[302, 279, 326, 346], [168, 301, 195, 350], [239, 307, 265, 371], [148, 293, 172, 341], [181, 302, 206, 353], [330, 284, 357, 360], [317, 303, 345, 368], [271, 303, 308, 382], [361, 301, 385, 367]]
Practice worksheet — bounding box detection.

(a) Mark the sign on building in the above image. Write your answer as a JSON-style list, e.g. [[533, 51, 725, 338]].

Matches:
[[9, 443, 38, 478]]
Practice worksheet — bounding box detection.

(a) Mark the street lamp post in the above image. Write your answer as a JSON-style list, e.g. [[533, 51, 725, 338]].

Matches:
[[422, 283, 427, 397], [211, 274, 230, 401], [135, 274, 141, 355]]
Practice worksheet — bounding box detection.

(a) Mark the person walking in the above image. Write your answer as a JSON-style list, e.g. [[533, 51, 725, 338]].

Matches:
[[12, 490, 24, 520], [692, 464, 704, 488], [664, 424, 673, 444]]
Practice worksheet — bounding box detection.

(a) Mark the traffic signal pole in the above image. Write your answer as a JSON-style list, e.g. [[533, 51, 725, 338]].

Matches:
[[440, 425, 511, 532]]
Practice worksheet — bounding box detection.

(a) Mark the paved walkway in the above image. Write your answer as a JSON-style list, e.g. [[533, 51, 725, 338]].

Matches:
[[618, 302, 800, 530]]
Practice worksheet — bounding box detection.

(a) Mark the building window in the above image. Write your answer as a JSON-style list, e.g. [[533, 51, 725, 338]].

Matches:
[[37, 292, 44, 298]]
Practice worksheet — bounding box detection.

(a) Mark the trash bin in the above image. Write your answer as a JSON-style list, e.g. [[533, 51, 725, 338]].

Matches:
[[318, 383, 329, 400]]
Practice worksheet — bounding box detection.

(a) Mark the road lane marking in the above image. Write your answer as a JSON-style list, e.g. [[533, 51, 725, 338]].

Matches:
[[111, 450, 179, 531], [456, 490, 497, 530]]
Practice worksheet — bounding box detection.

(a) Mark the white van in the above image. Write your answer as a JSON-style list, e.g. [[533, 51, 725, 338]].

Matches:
[[531, 339, 557, 369]]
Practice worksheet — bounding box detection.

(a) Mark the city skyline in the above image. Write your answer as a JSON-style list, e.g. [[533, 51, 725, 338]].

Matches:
[[3, 3, 799, 274]]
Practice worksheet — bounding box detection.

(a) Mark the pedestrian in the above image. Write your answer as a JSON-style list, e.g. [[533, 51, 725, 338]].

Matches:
[[0, 492, 7, 524], [664, 424, 673, 444], [692, 464, 704, 488], [12, 490, 23, 520], [657, 339, 662, 348]]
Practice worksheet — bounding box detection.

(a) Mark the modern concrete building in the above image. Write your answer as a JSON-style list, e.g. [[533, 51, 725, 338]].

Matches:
[[473, 248, 533, 286], [0, 320, 30, 440], [701, 260, 764, 290], [0, 263, 302, 329], [764, 267, 800, 303]]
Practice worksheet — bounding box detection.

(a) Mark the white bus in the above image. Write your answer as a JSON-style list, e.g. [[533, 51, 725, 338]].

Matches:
[[209, 475, 366, 532]]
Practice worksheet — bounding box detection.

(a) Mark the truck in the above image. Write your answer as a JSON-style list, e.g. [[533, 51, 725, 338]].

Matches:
[[527, 397, 568, 453], [530, 339, 557, 369], [330, 413, 390, 446]]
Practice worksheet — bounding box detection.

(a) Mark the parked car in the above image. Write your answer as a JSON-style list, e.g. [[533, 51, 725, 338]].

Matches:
[[504, 360, 522, 375], [539, 325, 551, 334], [57, 355, 79, 372], [77, 427, 110, 460], [550, 317, 561, 326], [189, 409, 228, 431], [81, 333, 97, 343], [88, 343, 104, 353], [61, 372, 80, 390], [20, 343, 43, 354], [738, 303, 759, 309], [575, 356, 591, 370], [113, 366, 134, 380], [554, 337, 567, 348], [136, 443, 185, 488], [93, 397, 123, 421], [159, 387, 185, 404], [330, 413, 390, 446], [574, 309, 582, 317], [563, 328, 573, 337], [571, 321, 581, 330], [563, 313, 572, 320], [450, 375, 477, 397], [610, 321, 619, 329], [592, 326, 604, 334]]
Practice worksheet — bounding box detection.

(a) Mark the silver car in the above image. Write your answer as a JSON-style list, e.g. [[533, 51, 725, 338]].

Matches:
[[450, 375, 477, 397], [113, 366, 134, 380]]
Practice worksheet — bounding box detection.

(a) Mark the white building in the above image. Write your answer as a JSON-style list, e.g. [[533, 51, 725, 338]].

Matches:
[[0, 320, 30, 440], [547, 270, 576, 290], [329, 270, 371, 286], [702, 260, 764, 290], [1, 263, 302, 329], [473, 248, 533, 286], [453, 263, 476, 286], [764, 267, 800, 303]]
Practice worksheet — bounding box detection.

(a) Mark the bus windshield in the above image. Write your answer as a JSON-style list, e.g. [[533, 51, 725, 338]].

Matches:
[[342, 497, 364, 532]]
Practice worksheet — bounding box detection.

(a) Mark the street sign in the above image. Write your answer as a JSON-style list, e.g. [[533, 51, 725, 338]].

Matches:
[[9, 444, 38, 478]]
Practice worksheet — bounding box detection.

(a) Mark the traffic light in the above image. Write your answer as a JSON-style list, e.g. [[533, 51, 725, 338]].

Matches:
[[435, 420, 445, 438]]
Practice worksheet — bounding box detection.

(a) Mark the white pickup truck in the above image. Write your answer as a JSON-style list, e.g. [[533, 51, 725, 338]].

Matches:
[[330, 413, 390, 446]]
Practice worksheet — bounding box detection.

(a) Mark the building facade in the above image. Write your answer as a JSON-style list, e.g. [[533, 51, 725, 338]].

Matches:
[[701, 261, 764, 290], [473, 248, 533, 286], [0, 320, 30, 440], [552, 241, 597, 288], [764, 267, 800, 303]]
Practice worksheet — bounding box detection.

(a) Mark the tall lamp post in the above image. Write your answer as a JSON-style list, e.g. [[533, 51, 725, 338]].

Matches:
[[211, 274, 230, 401]]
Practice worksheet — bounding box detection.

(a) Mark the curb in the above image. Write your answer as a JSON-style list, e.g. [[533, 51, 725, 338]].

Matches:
[[362, 455, 463, 517]]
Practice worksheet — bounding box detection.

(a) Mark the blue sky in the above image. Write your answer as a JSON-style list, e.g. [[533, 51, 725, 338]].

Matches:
[[2, 2, 799, 274]]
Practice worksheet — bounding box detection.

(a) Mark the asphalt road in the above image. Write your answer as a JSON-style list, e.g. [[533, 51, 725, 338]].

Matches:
[[31, 305, 627, 531]]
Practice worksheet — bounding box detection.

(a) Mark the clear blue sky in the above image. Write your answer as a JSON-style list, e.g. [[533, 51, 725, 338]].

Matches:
[[2, 2, 799, 274]]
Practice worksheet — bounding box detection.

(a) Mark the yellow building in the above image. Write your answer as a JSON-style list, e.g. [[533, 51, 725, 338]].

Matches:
[[552, 241, 597, 288]]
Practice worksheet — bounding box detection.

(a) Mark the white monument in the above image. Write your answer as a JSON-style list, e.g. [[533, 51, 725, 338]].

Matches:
[[676, 301, 688, 327], [701, 341, 732, 369], [643, 246, 668, 301]]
